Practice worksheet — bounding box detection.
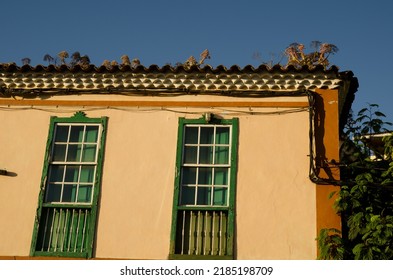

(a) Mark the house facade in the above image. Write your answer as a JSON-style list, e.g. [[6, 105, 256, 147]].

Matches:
[[0, 63, 358, 259]]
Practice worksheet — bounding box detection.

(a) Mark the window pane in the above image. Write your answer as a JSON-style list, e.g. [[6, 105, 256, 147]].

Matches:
[[82, 144, 97, 162], [197, 187, 211, 205], [80, 166, 95, 183], [180, 186, 195, 205], [199, 146, 213, 164], [213, 187, 227, 206], [65, 166, 79, 182], [215, 147, 229, 164], [198, 167, 212, 185], [214, 168, 229, 185], [85, 126, 99, 142], [184, 146, 197, 164], [62, 184, 77, 202], [55, 126, 69, 142], [49, 165, 65, 182], [184, 127, 198, 144], [53, 144, 67, 162], [215, 127, 230, 144], [69, 126, 84, 142], [67, 144, 82, 162], [182, 167, 197, 185], [46, 183, 61, 202], [77, 184, 92, 203], [200, 127, 214, 144]]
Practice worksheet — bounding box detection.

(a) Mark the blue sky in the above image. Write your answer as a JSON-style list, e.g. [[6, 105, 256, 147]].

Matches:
[[1, 0, 392, 123]]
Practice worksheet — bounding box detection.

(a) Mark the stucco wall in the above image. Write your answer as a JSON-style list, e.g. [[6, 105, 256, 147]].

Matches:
[[0, 96, 317, 259], [236, 112, 316, 259]]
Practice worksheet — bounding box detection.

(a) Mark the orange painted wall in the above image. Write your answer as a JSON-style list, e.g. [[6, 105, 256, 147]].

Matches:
[[314, 89, 341, 239]]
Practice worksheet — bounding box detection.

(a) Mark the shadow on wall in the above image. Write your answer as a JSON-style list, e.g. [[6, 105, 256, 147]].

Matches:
[[0, 169, 18, 177]]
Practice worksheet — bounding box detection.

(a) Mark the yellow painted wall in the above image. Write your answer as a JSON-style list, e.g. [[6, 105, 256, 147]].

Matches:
[[0, 111, 49, 256], [0, 94, 331, 260], [236, 112, 316, 259]]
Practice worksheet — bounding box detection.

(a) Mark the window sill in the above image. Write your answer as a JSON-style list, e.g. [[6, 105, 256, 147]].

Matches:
[[32, 251, 88, 259], [168, 254, 233, 260]]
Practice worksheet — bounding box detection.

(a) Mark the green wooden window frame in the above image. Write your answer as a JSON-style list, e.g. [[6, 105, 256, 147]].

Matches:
[[169, 116, 238, 260], [30, 112, 107, 259]]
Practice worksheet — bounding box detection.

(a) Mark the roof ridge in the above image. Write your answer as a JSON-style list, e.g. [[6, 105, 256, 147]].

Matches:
[[0, 63, 341, 74]]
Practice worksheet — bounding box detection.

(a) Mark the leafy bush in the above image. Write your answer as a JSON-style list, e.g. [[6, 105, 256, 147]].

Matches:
[[318, 104, 393, 260]]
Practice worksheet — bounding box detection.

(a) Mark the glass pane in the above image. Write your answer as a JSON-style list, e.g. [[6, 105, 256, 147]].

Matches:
[[82, 144, 97, 162], [55, 126, 69, 142], [62, 184, 77, 202], [215, 127, 230, 144], [183, 146, 197, 164], [85, 126, 99, 142], [200, 127, 214, 144], [199, 146, 213, 164], [215, 146, 229, 164], [65, 166, 79, 182], [214, 168, 229, 185], [213, 187, 227, 206], [80, 166, 95, 183], [67, 144, 82, 162], [197, 187, 211, 205], [45, 183, 61, 202], [198, 167, 212, 185], [182, 167, 197, 185], [52, 144, 66, 162], [77, 184, 92, 203], [48, 165, 65, 182], [184, 127, 198, 144], [180, 186, 195, 205], [69, 126, 84, 142]]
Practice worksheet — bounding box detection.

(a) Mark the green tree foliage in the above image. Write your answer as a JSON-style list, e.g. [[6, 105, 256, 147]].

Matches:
[[317, 104, 393, 259]]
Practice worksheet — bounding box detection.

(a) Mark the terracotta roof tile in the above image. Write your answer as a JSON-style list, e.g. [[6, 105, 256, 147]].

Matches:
[[0, 63, 356, 94]]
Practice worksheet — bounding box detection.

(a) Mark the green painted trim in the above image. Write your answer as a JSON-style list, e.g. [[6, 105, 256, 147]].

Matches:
[[227, 118, 239, 256], [169, 117, 185, 254], [41, 203, 92, 209], [176, 206, 229, 211], [30, 112, 108, 259], [87, 116, 108, 258], [169, 116, 239, 257], [51, 111, 102, 123], [33, 251, 88, 259], [169, 254, 234, 260]]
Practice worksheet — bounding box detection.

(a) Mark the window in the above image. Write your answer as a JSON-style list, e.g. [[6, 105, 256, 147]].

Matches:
[[30, 112, 107, 258], [169, 117, 238, 259]]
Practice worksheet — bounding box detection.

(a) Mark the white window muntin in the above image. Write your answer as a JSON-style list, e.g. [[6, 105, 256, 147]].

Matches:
[[45, 123, 102, 205], [180, 124, 232, 207], [50, 123, 102, 165]]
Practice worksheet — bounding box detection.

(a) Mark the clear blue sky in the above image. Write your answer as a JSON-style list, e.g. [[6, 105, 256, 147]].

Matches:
[[1, 0, 392, 123]]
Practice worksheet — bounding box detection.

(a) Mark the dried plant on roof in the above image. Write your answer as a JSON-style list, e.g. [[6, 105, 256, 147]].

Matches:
[[102, 60, 111, 68], [284, 41, 339, 69], [21, 58, 31, 65], [120, 55, 131, 66], [43, 54, 54, 65], [252, 51, 284, 68], [57, 51, 69, 65], [199, 49, 211, 65], [79, 55, 90, 68], [70, 52, 81, 67], [184, 56, 197, 69], [183, 49, 211, 70], [131, 58, 140, 69]]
